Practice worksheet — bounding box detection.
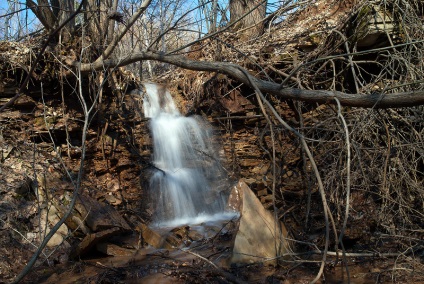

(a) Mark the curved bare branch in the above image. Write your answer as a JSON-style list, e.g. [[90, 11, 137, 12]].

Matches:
[[75, 51, 424, 108]]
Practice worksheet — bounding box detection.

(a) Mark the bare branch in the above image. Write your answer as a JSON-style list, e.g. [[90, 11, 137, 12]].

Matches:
[[74, 51, 424, 108]]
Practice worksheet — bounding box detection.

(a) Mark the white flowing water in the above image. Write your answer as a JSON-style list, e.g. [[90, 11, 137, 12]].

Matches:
[[143, 83, 230, 227]]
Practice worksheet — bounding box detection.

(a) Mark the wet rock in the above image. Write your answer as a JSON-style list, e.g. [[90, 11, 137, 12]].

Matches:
[[162, 226, 195, 248], [96, 242, 135, 256], [227, 180, 292, 265], [140, 222, 230, 250], [170, 226, 189, 239], [139, 223, 166, 248], [164, 233, 185, 249], [71, 227, 122, 258], [187, 230, 204, 241], [71, 194, 131, 232]]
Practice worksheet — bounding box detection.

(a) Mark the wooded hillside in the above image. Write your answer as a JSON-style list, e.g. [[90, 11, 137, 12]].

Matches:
[[1, 0, 423, 283]]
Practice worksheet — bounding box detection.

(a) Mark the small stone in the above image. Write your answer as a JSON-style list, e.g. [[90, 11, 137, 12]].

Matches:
[[139, 224, 165, 248], [104, 193, 122, 205], [106, 180, 120, 192], [26, 232, 37, 242], [47, 232, 65, 247], [164, 234, 182, 248], [252, 164, 270, 175], [170, 226, 189, 238], [260, 195, 274, 203]]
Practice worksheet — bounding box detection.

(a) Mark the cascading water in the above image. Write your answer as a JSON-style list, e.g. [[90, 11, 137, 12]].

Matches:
[[142, 83, 231, 227]]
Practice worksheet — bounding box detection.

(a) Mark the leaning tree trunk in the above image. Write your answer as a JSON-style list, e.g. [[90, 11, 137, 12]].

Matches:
[[27, 0, 76, 42], [229, 0, 267, 38], [26, 0, 57, 32]]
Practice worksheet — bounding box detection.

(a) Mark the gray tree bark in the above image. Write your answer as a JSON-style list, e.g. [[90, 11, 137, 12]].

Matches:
[[229, 0, 267, 37]]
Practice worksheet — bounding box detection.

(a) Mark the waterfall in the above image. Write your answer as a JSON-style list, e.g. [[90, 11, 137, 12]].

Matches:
[[142, 83, 230, 227]]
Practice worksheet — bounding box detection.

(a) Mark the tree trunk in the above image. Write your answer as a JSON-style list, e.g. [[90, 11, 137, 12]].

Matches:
[[85, 0, 114, 50], [26, 0, 57, 31], [229, 0, 266, 38], [27, 0, 77, 42], [51, 0, 75, 42]]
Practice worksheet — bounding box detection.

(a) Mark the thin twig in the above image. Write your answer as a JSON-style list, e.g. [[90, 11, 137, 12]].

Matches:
[[335, 97, 352, 282], [180, 248, 248, 284]]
